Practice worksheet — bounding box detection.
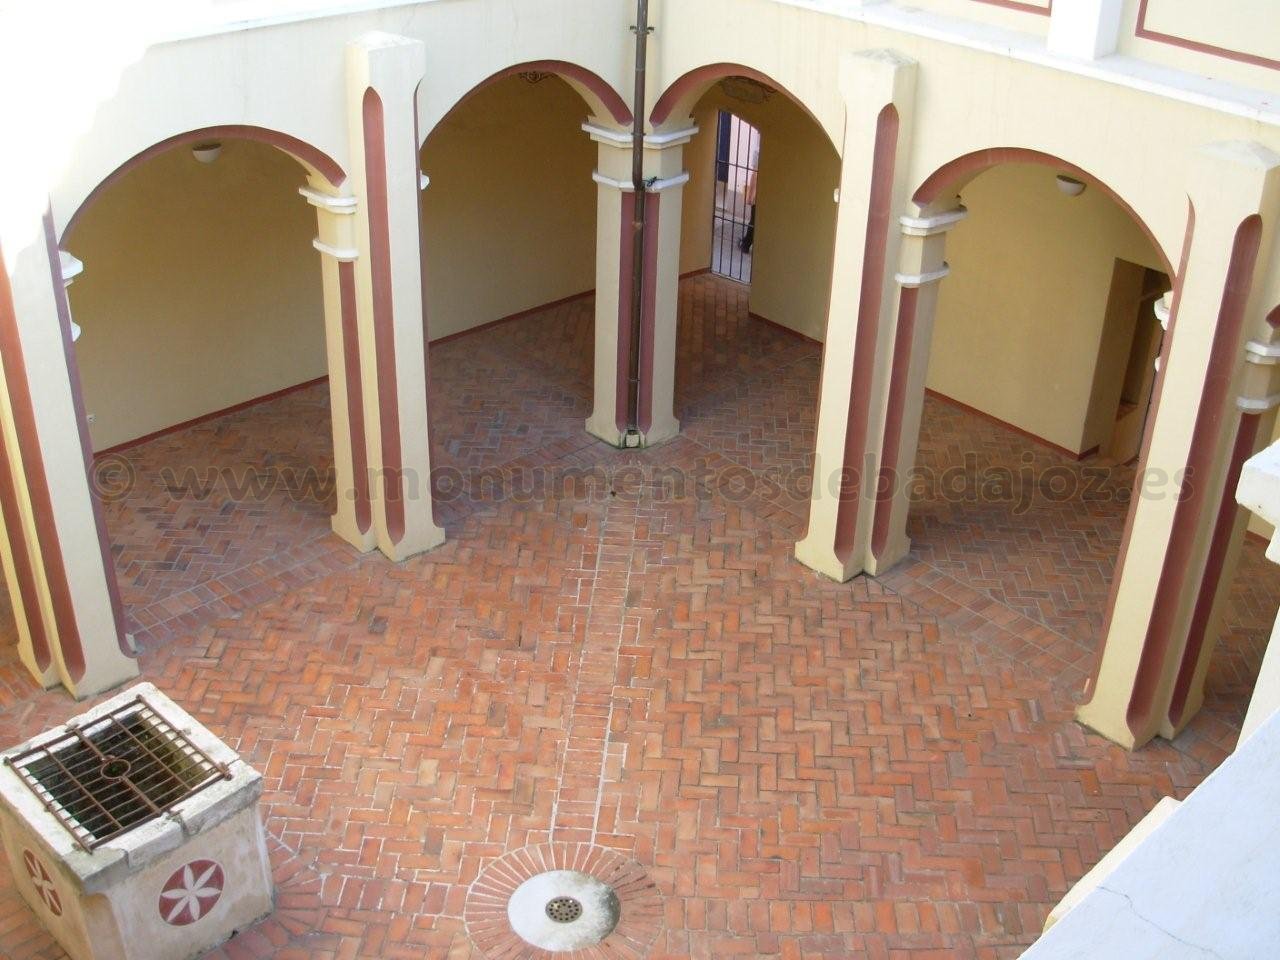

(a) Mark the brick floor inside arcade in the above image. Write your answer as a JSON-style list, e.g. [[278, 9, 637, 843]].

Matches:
[[2, 275, 1277, 958]]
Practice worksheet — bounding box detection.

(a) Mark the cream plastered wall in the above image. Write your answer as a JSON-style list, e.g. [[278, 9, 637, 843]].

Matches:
[[897, 0, 1051, 37], [678, 103, 719, 277], [66, 141, 326, 451], [1117, 0, 1280, 91], [654, 0, 1280, 316], [1252, 418, 1280, 537], [677, 88, 840, 341], [927, 163, 1164, 455], [420, 74, 597, 341]]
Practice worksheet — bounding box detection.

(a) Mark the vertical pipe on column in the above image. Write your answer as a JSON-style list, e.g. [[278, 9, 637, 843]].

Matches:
[[626, 0, 650, 437]]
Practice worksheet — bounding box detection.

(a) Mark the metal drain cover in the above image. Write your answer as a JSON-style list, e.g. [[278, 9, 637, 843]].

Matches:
[[546, 896, 583, 923], [508, 870, 620, 950]]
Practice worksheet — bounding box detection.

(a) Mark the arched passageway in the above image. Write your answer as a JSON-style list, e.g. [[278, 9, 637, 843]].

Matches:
[[652, 66, 841, 536], [419, 69, 606, 527], [867, 151, 1280, 749], [57, 130, 360, 649]]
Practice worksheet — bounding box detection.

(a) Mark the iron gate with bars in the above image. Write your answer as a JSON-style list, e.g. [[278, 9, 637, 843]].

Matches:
[[711, 111, 760, 284]]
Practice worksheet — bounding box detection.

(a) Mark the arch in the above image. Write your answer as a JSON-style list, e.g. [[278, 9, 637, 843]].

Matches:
[[427, 59, 632, 142], [650, 63, 835, 149], [61, 124, 347, 241], [914, 147, 1176, 278]]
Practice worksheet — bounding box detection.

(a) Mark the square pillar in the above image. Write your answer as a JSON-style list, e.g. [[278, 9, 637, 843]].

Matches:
[[1160, 338, 1280, 737], [865, 199, 967, 575], [1079, 141, 1280, 748], [795, 50, 918, 583], [1047, 0, 1125, 60], [585, 123, 636, 447], [346, 33, 445, 561], [299, 180, 377, 554], [0, 217, 137, 699], [584, 121, 693, 448]]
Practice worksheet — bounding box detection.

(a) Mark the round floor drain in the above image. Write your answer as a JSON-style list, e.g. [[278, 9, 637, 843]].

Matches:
[[507, 870, 620, 951], [545, 896, 583, 923]]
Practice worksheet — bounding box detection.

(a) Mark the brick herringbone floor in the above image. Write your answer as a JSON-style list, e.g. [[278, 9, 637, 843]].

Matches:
[[1, 274, 1277, 958]]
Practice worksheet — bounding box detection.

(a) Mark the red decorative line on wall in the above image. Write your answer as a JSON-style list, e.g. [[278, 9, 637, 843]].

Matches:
[[362, 87, 407, 546], [871, 286, 919, 559], [338, 263, 372, 536], [833, 104, 899, 566], [638, 192, 661, 435], [970, 0, 1052, 16], [1135, 0, 1280, 72], [615, 191, 637, 434], [45, 211, 131, 660]]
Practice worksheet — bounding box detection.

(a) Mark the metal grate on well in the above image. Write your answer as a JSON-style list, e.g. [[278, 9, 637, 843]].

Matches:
[[3, 695, 232, 852]]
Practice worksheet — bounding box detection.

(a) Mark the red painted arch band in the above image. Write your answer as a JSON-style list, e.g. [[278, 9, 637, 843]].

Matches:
[[450, 60, 632, 128], [913, 148, 1175, 279], [62, 125, 346, 242], [650, 63, 834, 151]]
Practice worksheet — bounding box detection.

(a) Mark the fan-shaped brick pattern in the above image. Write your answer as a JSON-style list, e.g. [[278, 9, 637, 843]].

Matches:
[[464, 843, 663, 958]]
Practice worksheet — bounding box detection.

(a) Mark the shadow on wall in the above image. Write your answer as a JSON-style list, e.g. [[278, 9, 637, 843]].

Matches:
[[928, 162, 1167, 457], [65, 140, 326, 452], [420, 73, 599, 342]]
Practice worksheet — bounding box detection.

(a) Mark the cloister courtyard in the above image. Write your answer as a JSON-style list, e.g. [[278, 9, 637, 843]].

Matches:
[[1, 275, 1275, 958]]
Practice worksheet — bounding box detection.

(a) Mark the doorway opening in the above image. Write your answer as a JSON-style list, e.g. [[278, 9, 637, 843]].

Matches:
[[710, 111, 760, 284], [1098, 262, 1171, 464]]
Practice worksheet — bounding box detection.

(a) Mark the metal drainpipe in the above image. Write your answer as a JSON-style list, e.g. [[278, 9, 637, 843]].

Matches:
[[625, 0, 652, 446]]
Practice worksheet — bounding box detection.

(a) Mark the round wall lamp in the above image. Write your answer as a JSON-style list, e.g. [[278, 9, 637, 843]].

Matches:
[[192, 142, 223, 164], [1056, 174, 1086, 197]]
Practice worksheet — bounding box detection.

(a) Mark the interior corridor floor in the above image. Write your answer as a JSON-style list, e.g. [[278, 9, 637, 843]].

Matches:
[[1, 274, 1277, 958]]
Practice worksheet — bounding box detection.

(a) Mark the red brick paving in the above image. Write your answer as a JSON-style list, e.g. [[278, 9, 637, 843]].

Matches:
[[0, 274, 1277, 958]]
